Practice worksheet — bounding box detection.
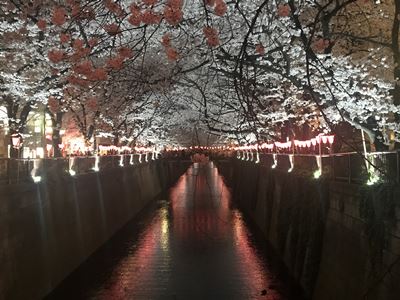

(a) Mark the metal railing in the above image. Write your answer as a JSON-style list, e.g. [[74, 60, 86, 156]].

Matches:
[[0, 152, 160, 185], [236, 150, 400, 184]]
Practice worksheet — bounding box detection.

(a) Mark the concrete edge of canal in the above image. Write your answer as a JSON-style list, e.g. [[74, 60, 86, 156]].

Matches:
[[216, 158, 400, 300], [0, 159, 191, 300]]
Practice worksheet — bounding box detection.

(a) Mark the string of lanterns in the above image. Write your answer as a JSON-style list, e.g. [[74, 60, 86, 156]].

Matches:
[[234, 134, 335, 151]]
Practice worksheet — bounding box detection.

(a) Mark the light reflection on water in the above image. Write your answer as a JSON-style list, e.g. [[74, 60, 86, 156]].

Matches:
[[46, 163, 303, 300]]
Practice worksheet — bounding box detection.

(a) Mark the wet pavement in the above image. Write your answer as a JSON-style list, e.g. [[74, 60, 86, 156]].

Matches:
[[46, 162, 304, 300]]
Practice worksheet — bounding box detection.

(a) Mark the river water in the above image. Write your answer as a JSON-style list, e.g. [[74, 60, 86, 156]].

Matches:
[[46, 162, 305, 299]]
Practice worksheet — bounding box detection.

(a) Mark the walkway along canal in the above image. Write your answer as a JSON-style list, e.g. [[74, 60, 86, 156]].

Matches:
[[45, 162, 304, 299]]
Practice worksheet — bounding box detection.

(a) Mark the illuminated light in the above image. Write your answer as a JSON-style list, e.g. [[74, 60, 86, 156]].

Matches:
[[93, 155, 100, 172], [31, 159, 41, 183], [58, 143, 64, 149], [288, 154, 294, 172], [271, 153, 278, 169], [366, 173, 380, 185], [314, 156, 322, 179], [311, 138, 317, 146], [313, 169, 321, 179], [275, 141, 292, 149], [138, 153, 143, 163], [366, 154, 381, 185], [321, 136, 328, 144], [250, 151, 254, 162], [119, 155, 124, 167], [145, 153, 149, 162], [152, 152, 156, 161], [11, 134, 22, 149], [32, 176, 42, 183], [255, 152, 260, 164], [306, 140, 311, 147], [46, 144, 52, 152], [261, 142, 274, 150], [36, 147, 44, 158], [327, 135, 335, 144], [69, 157, 76, 176], [60, 129, 66, 135], [130, 154, 134, 165]]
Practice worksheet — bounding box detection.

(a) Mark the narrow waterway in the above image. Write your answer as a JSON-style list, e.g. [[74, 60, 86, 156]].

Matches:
[[46, 162, 304, 300]]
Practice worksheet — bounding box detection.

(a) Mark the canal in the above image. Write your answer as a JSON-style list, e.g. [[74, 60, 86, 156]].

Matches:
[[45, 162, 304, 299]]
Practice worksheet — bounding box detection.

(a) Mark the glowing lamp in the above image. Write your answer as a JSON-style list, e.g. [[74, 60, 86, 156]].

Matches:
[[11, 134, 22, 149], [328, 135, 334, 144], [32, 176, 42, 183], [271, 154, 278, 169], [311, 138, 317, 146], [255, 152, 260, 164], [313, 169, 321, 179], [92, 155, 100, 172]]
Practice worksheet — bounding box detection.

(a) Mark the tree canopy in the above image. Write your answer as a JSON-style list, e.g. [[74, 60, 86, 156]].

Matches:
[[1, 0, 399, 149]]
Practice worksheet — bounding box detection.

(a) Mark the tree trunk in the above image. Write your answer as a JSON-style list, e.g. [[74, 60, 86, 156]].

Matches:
[[8, 133, 22, 158], [51, 112, 64, 158], [392, 0, 400, 106], [113, 134, 119, 146], [52, 128, 62, 158]]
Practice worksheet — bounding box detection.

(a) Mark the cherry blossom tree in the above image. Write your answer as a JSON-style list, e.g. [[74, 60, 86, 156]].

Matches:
[[1, 0, 399, 153]]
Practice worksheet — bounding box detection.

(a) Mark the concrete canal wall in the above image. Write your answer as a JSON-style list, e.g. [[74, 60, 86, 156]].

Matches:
[[0, 160, 190, 300], [218, 159, 400, 300]]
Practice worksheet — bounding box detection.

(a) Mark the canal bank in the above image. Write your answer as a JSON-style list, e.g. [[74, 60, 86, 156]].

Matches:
[[217, 158, 400, 300], [0, 159, 190, 300]]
